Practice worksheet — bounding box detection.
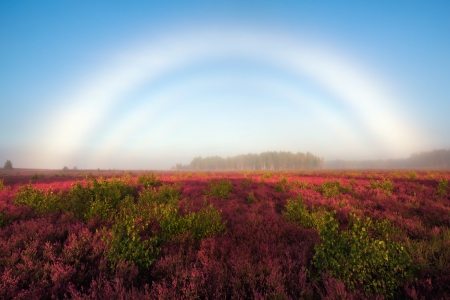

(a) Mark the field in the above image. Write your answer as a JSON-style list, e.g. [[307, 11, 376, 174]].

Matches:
[[0, 169, 449, 299]]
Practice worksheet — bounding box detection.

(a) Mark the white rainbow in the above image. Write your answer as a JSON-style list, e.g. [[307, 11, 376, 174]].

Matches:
[[42, 27, 424, 168]]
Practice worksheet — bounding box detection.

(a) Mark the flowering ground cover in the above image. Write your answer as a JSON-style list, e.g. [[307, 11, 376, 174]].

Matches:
[[0, 169, 449, 299]]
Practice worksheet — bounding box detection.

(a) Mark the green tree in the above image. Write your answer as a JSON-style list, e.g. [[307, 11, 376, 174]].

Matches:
[[4, 160, 13, 170]]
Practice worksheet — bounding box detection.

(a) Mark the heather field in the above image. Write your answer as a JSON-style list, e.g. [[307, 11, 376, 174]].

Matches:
[[0, 170, 449, 299]]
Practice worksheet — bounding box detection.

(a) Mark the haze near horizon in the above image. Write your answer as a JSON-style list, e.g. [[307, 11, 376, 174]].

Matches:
[[1, 1, 449, 169]]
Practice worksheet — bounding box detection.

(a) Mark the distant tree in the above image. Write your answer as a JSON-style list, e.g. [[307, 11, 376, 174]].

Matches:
[[177, 151, 323, 171], [62, 166, 69, 171], [73, 166, 78, 170], [4, 160, 13, 170]]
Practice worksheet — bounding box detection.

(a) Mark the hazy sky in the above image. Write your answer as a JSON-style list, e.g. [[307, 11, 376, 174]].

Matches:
[[1, 1, 449, 169]]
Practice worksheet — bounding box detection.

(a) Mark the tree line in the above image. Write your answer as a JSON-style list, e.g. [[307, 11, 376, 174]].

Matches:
[[173, 151, 324, 171], [324, 148, 450, 169]]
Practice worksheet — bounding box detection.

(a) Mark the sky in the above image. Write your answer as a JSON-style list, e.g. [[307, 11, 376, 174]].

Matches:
[[0, 1, 449, 169]]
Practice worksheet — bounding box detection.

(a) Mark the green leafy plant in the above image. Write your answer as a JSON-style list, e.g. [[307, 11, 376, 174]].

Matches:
[[284, 196, 316, 228], [139, 184, 181, 205], [275, 177, 291, 193], [318, 180, 348, 198], [241, 177, 254, 188], [105, 196, 160, 270], [0, 211, 11, 228], [184, 204, 226, 240], [407, 171, 418, 181], [246, 192, 256, 204], [274, 182, 285, 193], [105, 188, 225, 271], [137, 172, 163, 187], [312, 212, 413, 298], [408, 227, 450, 272], [31, 173, 45, 179], [14, 183, 62, 214], [370, 178, 394, 196], [0, 179, 6, 191], [205, 180, 233, 199], [436, 179, 448, 196], [65, 175, 136, 221], [283, 195, 327, 229], [298, 181, 309, 189]]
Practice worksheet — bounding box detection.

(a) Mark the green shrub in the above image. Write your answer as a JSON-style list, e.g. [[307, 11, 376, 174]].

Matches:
[[318, 180, 347, 198], [409, 227, 450, 272], [284, 196, 327, 229], [274, 182, 285, 193], [313, 212, 413, 298], [185, 204, 226, 240], [275, 177, 292, 193], [246, 192, 255, 204], [137, 172, 162, 187], [298, 181, 309, 189], [14, 183, 62, 214], [31, 173, 45, 179], [205, 180, 233, 199], [436, 179, 448, 196], [65, 175, 135, 221], [105, 197, 160, 270], [241, 177, 254, 188], [284, 196, 316, 228], [0, 211, 11, 228], [0, 179, 6, 191], [370, 178, 394, 195], [139, 184, 181, 206], [407, 171, 418, 181], [105, 188, 225, 270]]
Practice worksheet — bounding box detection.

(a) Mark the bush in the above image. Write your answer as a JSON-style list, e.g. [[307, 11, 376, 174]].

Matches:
[[105, 186, 225, 271], [139, 184, 181, 206], [106, 198, 161, 270], [31, 173, 45, 179], [205, 180, 233, 199], [241, 177, 254, 188], [370, 178, 394, 195], [274, 182, 285, 193], [0, 179, 6, 191], [436, 179, 448, 196], [14, 183, 62, 214], [263, 172, 272, 178], [247, 192, 255, 204], [410, 227, 450, 273], [283, 196, 326, 229], [185, 204, 225, 240], [0, 210, 11, 228], [318, 180, 347, 198], [137, 173, 162, 187], [407, 171, 417, 181], [312, 212, 413, 298], [65, 175, 136, 221]]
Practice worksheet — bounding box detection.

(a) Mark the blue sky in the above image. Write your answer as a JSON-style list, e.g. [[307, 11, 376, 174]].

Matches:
[[1, 1, 449, 169]]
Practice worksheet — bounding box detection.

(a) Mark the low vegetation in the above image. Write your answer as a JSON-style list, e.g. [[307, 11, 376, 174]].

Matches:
[[0, 170, 450, 298]]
